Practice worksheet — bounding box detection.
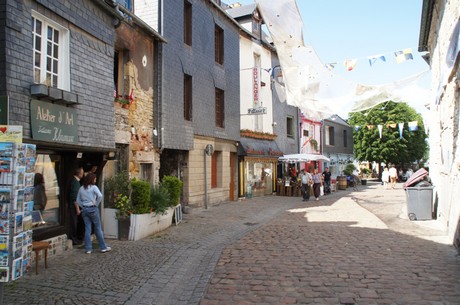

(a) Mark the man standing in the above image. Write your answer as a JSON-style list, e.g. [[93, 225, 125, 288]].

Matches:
[[322, 167, 332, 194], [69, 167, 84, 245], [389, 164, 397, 189], [299, 169, 312, 201]]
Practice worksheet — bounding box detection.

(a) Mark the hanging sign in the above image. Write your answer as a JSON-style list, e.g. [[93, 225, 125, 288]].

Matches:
[[30, 99, 78, 144]]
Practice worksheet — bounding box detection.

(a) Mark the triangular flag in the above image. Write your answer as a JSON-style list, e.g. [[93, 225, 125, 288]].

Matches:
[[367, 124, 375, 130], [354, 125, 360, 132], [387, 123, 397, 128], [325, 63, 337, 70], [368, 54, 386, 67], [408, 121, 418, 131], [398, 122, 404, 139], [377, 125, 383, 139], [394, 48, 414, 64], [344, 59, 357, 71]]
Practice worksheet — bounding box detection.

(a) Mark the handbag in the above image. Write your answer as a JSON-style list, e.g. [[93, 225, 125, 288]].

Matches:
[[320, 185, 324, 196]]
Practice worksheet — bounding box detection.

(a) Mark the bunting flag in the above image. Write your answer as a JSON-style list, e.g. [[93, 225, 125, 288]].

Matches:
[[387, 123, 397, 128], [366, 124, 375, 130], [344, 59, 357, 71], [408, 121, 418, 131], [394, 48, 414, 64], [368, 54, 386, 66], [398, 122, 405, 139], [354, 125, 360, 132], [377, 124, 383, 139], [325, 63, 337, 70]]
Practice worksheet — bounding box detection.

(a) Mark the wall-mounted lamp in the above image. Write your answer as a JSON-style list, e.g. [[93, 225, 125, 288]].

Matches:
[[153, 128, 158, 136], [131, 125, 136, 135], [272, 122, 277, 127]]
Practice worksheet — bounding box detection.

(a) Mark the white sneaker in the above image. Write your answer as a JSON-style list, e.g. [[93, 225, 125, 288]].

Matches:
[[316, 198, 319, 201], [85, 250, 92, 254], [100, 247, 111, 253]]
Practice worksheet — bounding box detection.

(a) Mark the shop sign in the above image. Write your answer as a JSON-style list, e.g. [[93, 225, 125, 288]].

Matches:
[[253, 67, 259, 106], [247, 107, 267, 115], [269, 148, 283, 156], [30, 99, 78, 144], [246, 145, 266, 155]]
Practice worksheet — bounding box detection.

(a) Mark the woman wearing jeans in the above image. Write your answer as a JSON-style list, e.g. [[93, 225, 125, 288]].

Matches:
[[76, 173, 111, 254]]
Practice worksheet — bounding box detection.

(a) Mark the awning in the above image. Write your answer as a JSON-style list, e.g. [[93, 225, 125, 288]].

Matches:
[[237, 138, 284, 157], [278, 153, 330, 163]]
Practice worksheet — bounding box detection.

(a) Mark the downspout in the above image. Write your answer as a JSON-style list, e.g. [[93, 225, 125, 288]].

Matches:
[[157, 0, 164, 151]]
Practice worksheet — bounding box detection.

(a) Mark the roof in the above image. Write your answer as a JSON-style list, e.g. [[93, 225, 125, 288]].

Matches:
[[226, 3, 257, 19]]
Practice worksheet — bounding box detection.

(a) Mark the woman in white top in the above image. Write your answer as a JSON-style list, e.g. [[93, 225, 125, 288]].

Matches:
[[381, 167, 390, 189]]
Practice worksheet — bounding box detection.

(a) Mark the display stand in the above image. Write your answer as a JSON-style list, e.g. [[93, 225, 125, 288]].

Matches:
[[0, 142, 36, 289]]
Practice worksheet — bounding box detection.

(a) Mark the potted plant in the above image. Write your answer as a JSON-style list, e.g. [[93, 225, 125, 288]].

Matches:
[[130, 179, 151, 214], [310, 139, 318, 151], [114, 194, 132, 240], [103, 170, 131, 239], [161, 175, 183, 207]]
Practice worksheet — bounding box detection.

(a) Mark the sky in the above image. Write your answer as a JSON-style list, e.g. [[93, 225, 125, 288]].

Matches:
[[228, 0, 430, 87]]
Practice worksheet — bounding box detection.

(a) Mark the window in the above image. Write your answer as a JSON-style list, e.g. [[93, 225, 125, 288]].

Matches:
[[303, 130, 309, 137], [211, 153, 218, 188], [343, 130, 347, 147], [215, 88, 224, 127], [184, 74, 192, 121], [32, 11, 70, 90], [326, 126, 335, 145], [287, 116, 294, 138], [214, 25, 224, 65], [184, 0, 192, 46], [140, 163, 153, 185]]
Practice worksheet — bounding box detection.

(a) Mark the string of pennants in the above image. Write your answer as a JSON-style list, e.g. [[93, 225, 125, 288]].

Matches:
[[325, 48, 415, 72], [354, 120, 419, 139]]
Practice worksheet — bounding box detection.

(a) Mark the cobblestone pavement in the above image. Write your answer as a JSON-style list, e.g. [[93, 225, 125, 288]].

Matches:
[[3, 181, 460, 305]]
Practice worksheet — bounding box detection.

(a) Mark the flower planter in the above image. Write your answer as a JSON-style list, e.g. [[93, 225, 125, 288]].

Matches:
[[103, 208, 119, 239], [128, 207, 174, 241]]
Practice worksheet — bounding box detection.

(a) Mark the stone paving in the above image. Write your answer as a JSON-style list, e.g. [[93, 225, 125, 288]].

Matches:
[[3, 181, 460, 305]]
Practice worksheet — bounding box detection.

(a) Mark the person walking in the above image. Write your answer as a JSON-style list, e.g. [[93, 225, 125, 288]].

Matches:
[[322, 167, 331, 194], [389, 164, 398, 189], [381, 167, 390, 190], [33, 173, 47, 211], [76, 173, 111, 254], [312, 168, 322, 201], [69, 167, 84, 245], [299, 169, 312, 201]]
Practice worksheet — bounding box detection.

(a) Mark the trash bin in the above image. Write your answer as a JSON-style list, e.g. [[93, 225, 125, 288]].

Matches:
[[405, 181, 434, 221]]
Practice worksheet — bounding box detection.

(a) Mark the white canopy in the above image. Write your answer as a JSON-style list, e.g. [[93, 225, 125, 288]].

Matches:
[[279, 153, 330, 163]]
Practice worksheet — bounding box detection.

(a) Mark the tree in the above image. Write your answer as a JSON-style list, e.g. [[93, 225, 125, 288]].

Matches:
[[348, 102, 427, 168]]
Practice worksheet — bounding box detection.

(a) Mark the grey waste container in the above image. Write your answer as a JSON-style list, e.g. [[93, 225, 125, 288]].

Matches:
[[405, 182, 434, 221]]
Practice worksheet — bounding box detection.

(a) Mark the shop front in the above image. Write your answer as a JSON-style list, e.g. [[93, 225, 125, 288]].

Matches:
[[237, 138, 283, 198]]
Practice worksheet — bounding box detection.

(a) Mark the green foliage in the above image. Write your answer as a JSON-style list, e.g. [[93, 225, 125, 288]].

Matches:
[[130, 179, 151, 214], [150, 185, 171, 215], [361, 168, 372, 175], [161, 176, 183, 206], [348, 101, 428, 165], [114, 194, 132, 219], [104, 170, 131, 208], [343, 163, 357, 176]]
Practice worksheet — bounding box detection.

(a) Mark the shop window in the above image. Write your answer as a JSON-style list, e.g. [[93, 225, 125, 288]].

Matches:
[[184, 0, 192, 46], [214, 24, 224, 65], [184, 74, 192, 121], [245, 161, 273, 196], [33, 154, 61, 228], [32, 11, 70, 91], [140, 163, 153, 185]]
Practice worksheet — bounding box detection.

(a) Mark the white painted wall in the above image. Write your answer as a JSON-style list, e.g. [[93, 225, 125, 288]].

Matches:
[[134, 0, 159, 31]]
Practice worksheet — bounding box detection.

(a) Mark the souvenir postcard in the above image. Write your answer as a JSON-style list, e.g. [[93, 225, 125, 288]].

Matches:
[[0, 235, 8, 267], [14, 213, 23, 234], [13, 243, 22, 259], [25, 158, 36, 173], [24, 173, 34, 187], [0, 250, 8, 267], [0, 267, 9, 282], [0, 188, 10, 205], [24, 187, 34, 202], [0, 158, 12, 173], [14, 143, 25, 159], [24, 230, 32, 245], [14, 189, 24, 212], [22, 257, 30, 276], [0, 219, 9, 235], [0, 172, 13, 185], [0, 126, 22, 144], [22, 216, 32, 231], [0, 143, 13, 157], [23, 201, 33, 218], [15, 156, 25, 167], [25, 144, 36, 158], [0, 203, 10, 219], [15, 166, 25, 187], [11, 257, 22, 280]]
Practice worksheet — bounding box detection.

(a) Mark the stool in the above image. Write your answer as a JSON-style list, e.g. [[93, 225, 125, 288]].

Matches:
[[331, 183, 337, 192], [32, 241, 50, 275]]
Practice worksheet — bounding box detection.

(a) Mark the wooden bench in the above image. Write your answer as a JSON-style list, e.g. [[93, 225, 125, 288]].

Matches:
[[32, 241, 50, 275]]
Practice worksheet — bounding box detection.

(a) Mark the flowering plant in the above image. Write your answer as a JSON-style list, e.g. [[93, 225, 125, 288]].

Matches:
[[114, 194, 133, 219]]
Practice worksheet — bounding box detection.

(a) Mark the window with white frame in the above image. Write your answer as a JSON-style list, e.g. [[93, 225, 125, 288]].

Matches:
[[32, 11, 70, 90]]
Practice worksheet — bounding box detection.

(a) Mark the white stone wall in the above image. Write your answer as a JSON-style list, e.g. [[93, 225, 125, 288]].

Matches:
[[185, 137, 237, 207], [426, 0, 460, 243]]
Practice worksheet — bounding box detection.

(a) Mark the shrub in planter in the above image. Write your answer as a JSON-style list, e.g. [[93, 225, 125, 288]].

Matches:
[[104, 170, 131, 208], [343, 163, 357, 176], [114, 194, 133, 220], [130, 179, 151, 214], [150, 184, 171, 215], [161, 176, 183, 207]]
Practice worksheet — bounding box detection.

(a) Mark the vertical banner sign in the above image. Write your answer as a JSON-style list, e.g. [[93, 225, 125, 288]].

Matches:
[[253, 67, 259, 107], [30, 99, 78, 144], [0, 96, 9, 125]]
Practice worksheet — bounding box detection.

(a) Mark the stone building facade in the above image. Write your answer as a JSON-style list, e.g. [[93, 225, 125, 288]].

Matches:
[[419, 0, 460, 246]]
